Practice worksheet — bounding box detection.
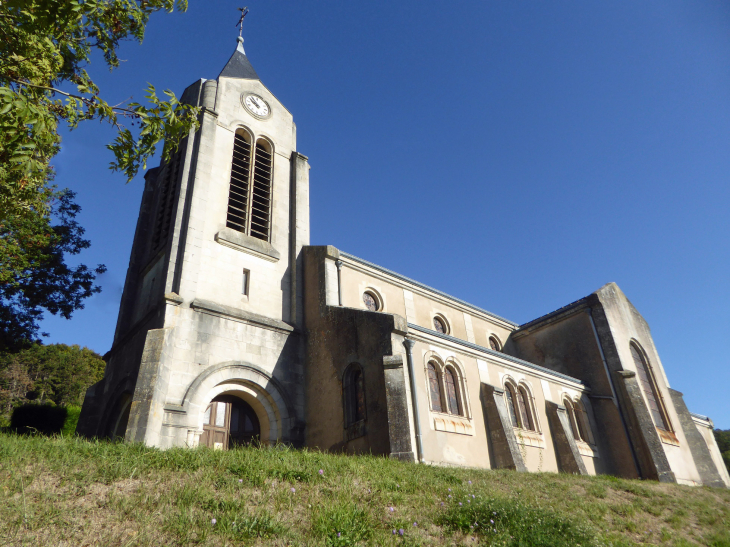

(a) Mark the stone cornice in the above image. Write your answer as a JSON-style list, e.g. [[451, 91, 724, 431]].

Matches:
[[407, 323, 586, 389], [339, 251, 518, 330], [190, 299, 294, 334]]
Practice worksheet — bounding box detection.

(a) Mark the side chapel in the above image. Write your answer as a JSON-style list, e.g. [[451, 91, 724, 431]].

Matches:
[[76, 35, 729, 488]]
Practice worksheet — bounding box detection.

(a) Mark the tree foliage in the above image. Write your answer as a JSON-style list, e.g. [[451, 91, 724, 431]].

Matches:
[[0, 189, 106, 349], [0, 0, 200, 346], [714, 429, 730, 475], [0, 343, 105, 425]]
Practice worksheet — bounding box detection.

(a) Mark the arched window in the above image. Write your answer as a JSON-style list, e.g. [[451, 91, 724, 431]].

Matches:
[[505, 381, 538, 431], [249, 139, 273, 241], [363, 291, 380, 311], [564, 399, 581, 441], [564, 398, 590, 443], [444, 367, 462, 416], [226, 130, 273, 242], [433, 316, 447, 334], [505, 383, 519, 427], [489, 336, 501, 352], [427, 362, 443, 412], [630, 343, 670, 431], [344, 363, 366, 427], [517, 386, 534, 431]]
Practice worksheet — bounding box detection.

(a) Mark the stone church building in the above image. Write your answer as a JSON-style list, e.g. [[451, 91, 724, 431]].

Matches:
[[77, 37, 729, 487]]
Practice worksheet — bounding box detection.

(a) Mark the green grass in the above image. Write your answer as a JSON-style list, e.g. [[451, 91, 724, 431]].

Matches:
[[0, 434, 729, 546]]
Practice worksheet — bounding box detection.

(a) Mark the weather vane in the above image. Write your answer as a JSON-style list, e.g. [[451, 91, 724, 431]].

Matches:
[[236, 6, 249, 37]]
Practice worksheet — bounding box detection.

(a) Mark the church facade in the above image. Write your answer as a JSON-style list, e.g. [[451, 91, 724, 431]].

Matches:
[[76, 39, 729, 488]]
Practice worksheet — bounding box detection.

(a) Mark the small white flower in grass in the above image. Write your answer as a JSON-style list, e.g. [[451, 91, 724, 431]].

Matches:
[[238, 479, 243, 483], [398, 529, 404, 536], [337, 532, 341, 537], [211, 518, 217, 525], [490, 519, 494, 524], [290, 487, 296, 493], [459, 502, 463, 506], [319, 469, 324, 475], [392, 530, 396, 535], [413, 522, 417, 527], [471, 494, 475, 498], [448, 488, 452, 492], [468, 480, 472, 484], [467, 500, 471, 503], [448, 495, 452, 498]]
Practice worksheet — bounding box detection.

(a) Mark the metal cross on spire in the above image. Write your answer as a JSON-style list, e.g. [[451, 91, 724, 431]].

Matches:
[[236, 6, 249, 37]]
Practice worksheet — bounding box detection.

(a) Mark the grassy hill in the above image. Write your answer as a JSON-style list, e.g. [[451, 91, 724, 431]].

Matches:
[[0, 434, 728, 546]]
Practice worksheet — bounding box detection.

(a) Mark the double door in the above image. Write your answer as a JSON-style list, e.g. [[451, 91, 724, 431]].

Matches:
[[200, 396, 261, 449]]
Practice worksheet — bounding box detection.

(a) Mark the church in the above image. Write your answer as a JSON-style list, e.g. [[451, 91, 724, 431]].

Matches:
[[76, 35, 729, 488]]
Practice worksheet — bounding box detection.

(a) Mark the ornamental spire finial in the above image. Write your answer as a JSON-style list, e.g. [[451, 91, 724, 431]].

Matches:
[[236, 6, 249, 38]]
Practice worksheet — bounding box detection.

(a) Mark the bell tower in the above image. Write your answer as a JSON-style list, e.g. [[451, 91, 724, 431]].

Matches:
[[77, 31, 310, 449]]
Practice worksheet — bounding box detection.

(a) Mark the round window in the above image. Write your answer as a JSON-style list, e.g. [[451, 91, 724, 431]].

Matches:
[[489, 336, 501, 351], [363, 292, 379, 311], [433, 317, 446, 334]]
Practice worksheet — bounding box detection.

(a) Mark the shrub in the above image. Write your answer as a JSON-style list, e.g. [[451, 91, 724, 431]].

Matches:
[[10, 403, 67, 434]]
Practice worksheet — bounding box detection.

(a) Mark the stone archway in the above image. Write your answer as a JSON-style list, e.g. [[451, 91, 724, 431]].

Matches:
[[179, 361, 294, 447]]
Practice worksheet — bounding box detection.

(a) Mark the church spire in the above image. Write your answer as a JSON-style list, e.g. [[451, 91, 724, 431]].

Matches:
[[219, 7, 259, 80], [219, 37, 259, 80]]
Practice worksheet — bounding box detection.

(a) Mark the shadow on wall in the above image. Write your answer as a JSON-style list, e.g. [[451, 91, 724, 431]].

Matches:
[[9, 404, 81, 436]]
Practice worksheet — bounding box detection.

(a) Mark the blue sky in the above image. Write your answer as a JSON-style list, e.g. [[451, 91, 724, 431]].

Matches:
[[44, 1, 730, 427]]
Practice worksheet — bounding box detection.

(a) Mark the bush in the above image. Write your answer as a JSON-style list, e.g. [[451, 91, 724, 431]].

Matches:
[[10, 403, 67, 435]]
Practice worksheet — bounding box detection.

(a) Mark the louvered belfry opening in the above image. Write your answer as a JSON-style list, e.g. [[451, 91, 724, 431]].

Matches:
[[226, 130, 253, 233], [249, 139, 273, 241], [152, 147, 182, 251]]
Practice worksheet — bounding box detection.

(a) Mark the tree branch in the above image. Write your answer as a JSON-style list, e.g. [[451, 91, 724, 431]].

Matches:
[[8, 78, 139, 117]]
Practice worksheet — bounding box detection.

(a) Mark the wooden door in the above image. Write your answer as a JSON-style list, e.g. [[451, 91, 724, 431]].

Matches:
[[200, 400, 231, 449]]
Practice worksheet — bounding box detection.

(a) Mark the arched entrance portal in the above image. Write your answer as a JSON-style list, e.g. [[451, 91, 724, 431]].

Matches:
[[200, 395, 260, 449]]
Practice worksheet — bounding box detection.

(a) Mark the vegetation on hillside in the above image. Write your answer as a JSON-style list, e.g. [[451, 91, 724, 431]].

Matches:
[[1, 434, 728, 546], [0, 343, 105, 426], [715, 430, 730, 475]]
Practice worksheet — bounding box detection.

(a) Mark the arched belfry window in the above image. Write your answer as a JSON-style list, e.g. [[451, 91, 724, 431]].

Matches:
[[250, 139, 273, 241], [226, 130, 273, 242], [344, 363, 366, 427], [630, 342, 670, 431], [427, 362, 443, 412]]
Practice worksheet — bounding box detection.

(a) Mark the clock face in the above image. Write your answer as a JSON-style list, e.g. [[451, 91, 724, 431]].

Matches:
[[243, 94, 270, 118]]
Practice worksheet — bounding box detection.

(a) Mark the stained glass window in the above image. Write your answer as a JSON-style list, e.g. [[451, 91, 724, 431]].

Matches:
[[433, 317, 446, 334], [445, 368, 461, 415], [505, 384, 518, 427], [363, 292, 378, 311], [428, 363, 443, 412], [489, 337, 501, 351], [517, 387, 533, 431]]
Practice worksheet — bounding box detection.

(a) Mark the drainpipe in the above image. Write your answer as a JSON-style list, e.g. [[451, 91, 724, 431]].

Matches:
[[403, 338, 424, 463], [335, 259, 343, 306], [587, 307, 640, 474]]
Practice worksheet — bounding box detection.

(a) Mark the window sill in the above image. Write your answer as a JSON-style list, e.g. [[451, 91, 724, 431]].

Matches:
[[433, 415, 474, 436], [658, 428, 680, 447], [513, 428, 545, 449], [215, 227, 280, 262], [576, 440, 600, 458]]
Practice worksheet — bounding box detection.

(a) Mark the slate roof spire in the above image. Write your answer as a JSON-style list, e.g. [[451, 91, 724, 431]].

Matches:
[[218, 36, 260, 80]]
